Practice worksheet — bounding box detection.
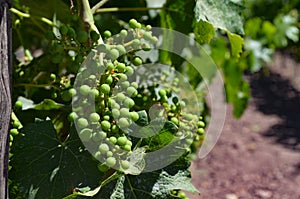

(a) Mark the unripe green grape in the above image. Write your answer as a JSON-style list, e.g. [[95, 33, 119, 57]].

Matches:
[[120, 29, 128, 37], [142, 43, 151, 51], [124, 98, 135, 108], [121, 160, 130, 170], [94, 151, 101, 159], [126, 66, 134, 76], [99, 143, 109, 153], [178, 192, 186, 198], [158, 89, 166, 97], [109, 136, 117, 144], [105, 75, 113, 85], [118, 117, 130, 128], [132, 39, 141, 49], [61, 90, 72, 102], [129, 19, 138, 29], [131, 82, 138, 89], [120, 108, 130, 118], [10, 135, 13, 142], [109, 49, 119, 60], [108, 98, 116, 107], [116, 45, 126, 55], [150, 36, 158, 43], [68, 88, 77, 97], [89, 112, 100, 122], [123, 144, 131, 151], [146, 25, 152, 31], [79, 85, 91, 96], [10, 128, 19, 136], [59, 24, 68, 35], [103, 30, 112, 38], [132, 57, 143, 66], [129, 111, 139, 122], [101, 120, 111, 131], [112, 109, 120, 118], [90, 31, 100, 41], [97, 44, 109, 53], [198, 121, 205, 127], [106, 157, 116, 167], [77, 31, 89, 43], [106, 62, 114, 70], [68, 112, 78, 121], [50, 73, 56, 81], [119, 74, 128, 81], [106, 151, 113, 157], [79, 128, 93, 142], [117, 136, 127, 146], [89, 88, 100, 98], [98, 131, 107, 139], [77, 118, 89, 128], [102, 115, 109, 121], [117, 63, 126, 72], [100, 84, 111, 95], [111, 124, 119, 133], [92, 132, 103, 142], [13, 120, 21, 129], [121, 81, 130, 88], [171, 117, 179, 125], [143, 31, 152, 41], [126, 86, 138, 97], [14, 101, 22, 109], [116, 93, 126, 102]]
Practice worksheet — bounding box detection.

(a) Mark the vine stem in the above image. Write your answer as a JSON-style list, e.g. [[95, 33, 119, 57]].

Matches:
[[91, 0, 110, 14], [10, 8, 55, 26], [96, 7, 164, 13]]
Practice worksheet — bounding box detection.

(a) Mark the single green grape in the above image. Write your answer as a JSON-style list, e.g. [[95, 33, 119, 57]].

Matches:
[[117, 63, 126, 72], [79, 128, 93, 142], [79, 85, 91, 96], [146, 25, 152, 31], [129, 19, 138, 29], [129, 111, 139, 122], [126, 86, 138, 97], [132, 39, 141, 49], [109, 136, 117, 144], [14, 101, 22, 109], [106, 151, 113, 157], [124, 98, 135, 108], [99, 143, 110, 153], [105, 75, 113, 85], [92, 132, 103, 142], [106, 157, 116, 167], [116, 93, 126, 102], [171, 117, 179, 125], [197, 128, 205, 135], [121, 160, 130, 170], [109, 49, 119, 60], [121, 81, 130, 88], [111, 124, 119, 133], [103, 115, 110, 121], [112, 109, 120, 118], [131, 82, 138, 89], [198, 121, 205, 127], [143, 31, 152, 41], [119, 73, 128, 81], [89, 112, 100, 122], [101, 120, 111, 131], [77, 118, 89, 128], [100, 84, 111, 95], [68, 88, 77, 97], [68, 112, 78, 121], [116, 45, 126, 55], [89, 88, 100, 98], [106, 62, 115, 70], [118, 118, 130, 128], [123, 144, 131, 151], [50, 73, 56, 80], [126, 66, 134, 76], [158, 89, 166, 97], [117, 136, 127, 146], [120, 29, 128, 37], [132, 56, 143, 66], [103, 30, 112, 38], [120, 108, 130, 118]]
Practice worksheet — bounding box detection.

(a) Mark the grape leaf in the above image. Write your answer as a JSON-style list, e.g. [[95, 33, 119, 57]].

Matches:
[[17, 96, 64, 110], [193, 20, 215, 44], [10, 121, 103, 199], [227, 31, 244, 58], [195, 0, 244, 35]]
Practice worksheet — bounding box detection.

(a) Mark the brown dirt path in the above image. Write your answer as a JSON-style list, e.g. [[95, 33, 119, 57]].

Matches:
[[187, 53, 300, 199]]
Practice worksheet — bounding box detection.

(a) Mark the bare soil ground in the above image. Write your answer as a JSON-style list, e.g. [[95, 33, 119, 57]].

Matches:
[[187, 52, 300, 199]]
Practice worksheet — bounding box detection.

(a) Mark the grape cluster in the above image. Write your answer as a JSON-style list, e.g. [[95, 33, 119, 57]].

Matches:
[[67, 20, 205, 173]]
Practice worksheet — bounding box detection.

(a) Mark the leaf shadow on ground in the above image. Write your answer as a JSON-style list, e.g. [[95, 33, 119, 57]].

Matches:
[[249, 69, 300, 171]]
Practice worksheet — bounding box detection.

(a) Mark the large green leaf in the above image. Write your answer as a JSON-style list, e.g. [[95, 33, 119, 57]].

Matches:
[[10, 121, 103, 198], [195, 0, 244, 35]]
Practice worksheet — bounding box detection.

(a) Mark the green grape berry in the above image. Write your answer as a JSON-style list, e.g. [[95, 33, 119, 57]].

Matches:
[[99, 143, 109, 153], [77, 118, 89, 128], [120, 29, 128, 37], [89, 88, 100, 98], [109, 136, 117, 144], [79, 85, 91, 96], [67, 27, 75, 37], [77, 31, 89, 43], [68, 112, 78, 121], [126, 86, 138, 97], [158, 89, 166, 97], [111, 124, 119, 133], [97, 163, 109, 172], [129, 19, 138, 29], [132, 56, 143, 66], [90, 112, 100, 122], [129, 111, 139, 121], [117, 136, 127, 146], [103, 30, 112, 38], [123, 144, 131, 151], [126, 66, 134, 76], [198, 121, 205, 127], [79, 128, 93, 142], [106, 157, 116, 167], [106, 151, 113, 157], [112, 109, 120, 118], [132, 39, 141, 49], [131, 82, 138, 89], [117, 62, 126, 72], [50, 73, 56, 81], [101, 120, 111, 131], [171, 117, 179, 125], [109, 49, 119, 60], [106, 62, 114, 70], [197, 128, 205, 135], [118, 117, 130, 128], [120, 108, 130, 118], [116, 45, 126, 55], [68, 88, 77, 97], [14, 100, 22, 109], [121, 160, 130, 170], [124, 98, 135, 108], [10, 128, 19, 136], [143, 31, 152, 41], [100, 84, 111, 95], [116, 93, 126, 102], [119, 73, 128, 81], [103, 115, 110, 121], [146, 25, 152, 31]]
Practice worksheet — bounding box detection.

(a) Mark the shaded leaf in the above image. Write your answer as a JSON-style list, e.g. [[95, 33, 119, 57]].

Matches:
[[10, 121, 103, 198]]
